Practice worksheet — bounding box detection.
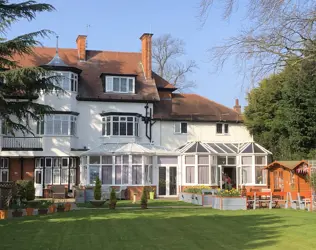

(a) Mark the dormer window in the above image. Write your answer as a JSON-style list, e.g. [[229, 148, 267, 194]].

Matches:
[[49, 71, 78, 92], [105, 76, 135, 94]]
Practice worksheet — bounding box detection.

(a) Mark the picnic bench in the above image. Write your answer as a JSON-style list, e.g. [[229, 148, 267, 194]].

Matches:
[[51, 185, 66, 199]]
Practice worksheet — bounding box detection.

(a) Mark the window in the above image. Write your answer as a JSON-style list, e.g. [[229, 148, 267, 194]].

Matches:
[[242, 166, 253, 184], [132, 155, 142, 185], [186, 166, 195, 183], [53, 169, 60, 184], [102, 166, 112, 185], [217, 156, 226, 165], [37, 115, 77, 136], [35, 171, 42, 184], [114, 155, 128, 185], [198, 156, 209, 184], [144, 156, 153, 184], [255, 155, 267, 184], [211, 166, 217, 184], [51, 71, 78, 92], [216, 123, 229, 134], [175, 122, 187, 134], [0, 158, 9, 182], [102, 116, 139, 136], [89, 166, 100, 184], [105, 76, 135, 93], [1, 120, 8, 135]]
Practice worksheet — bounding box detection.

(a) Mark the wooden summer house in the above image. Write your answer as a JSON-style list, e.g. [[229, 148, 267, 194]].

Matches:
[[265, 161, 311, 193]]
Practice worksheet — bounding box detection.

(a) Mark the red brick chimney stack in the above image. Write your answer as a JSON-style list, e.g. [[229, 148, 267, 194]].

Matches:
[[140, 33, 153, 80], [233, 99, 242, 114], [76, 35, 87, 61]]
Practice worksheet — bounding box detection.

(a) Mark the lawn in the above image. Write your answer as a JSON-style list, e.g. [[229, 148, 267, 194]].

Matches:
[[76, 199, 197, 208], [0, 209, 316, 250]]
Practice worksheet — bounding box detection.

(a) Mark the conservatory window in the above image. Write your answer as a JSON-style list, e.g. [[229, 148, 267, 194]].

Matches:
[[255, 156, 267, 184], [217, 156, 226, 165], [242, 166, 253, 184], [102, 116, 139, 136], [115, 155, 129, 185], [89, 166, 100, 184], [105, 76, 135, 93], [144, 156, 153, 185], [186, 166, 195, 183], [211, 165, 217, 184], [198, 156, 209, 184], [132, 155, 142, 185]]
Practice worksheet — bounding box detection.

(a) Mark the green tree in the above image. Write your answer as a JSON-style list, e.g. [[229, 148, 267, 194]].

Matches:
[[245, 56, 316, 160], [0, 1, 57, 134], [94, 177, 101, 200]]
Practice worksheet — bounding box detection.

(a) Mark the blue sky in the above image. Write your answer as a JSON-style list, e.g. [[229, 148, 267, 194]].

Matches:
[[7, 0, 249, 108]]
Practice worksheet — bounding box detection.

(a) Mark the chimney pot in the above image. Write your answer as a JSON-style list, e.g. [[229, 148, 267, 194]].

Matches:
[[140, 33, 153, 80], [76, 35, 87, 61]]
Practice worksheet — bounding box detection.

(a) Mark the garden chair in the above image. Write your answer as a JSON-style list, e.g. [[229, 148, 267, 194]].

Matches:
[[246, 192, 256, 210], [256, 191, 272, 209], [115, 186, 127, 200], [101, 186, 111, 200], [298, 192, 311, 211], [288, 192, 299, 209], [272, 192, 288, 209], [51, 185, 66, 199]]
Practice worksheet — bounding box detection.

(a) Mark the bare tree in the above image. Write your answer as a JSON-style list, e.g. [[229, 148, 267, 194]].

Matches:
[[199, 0, 316, 84], [152, 34, 197, 91]]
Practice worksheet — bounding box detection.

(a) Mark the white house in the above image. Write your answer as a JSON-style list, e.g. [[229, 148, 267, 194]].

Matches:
[[0, 33, 271, 199]]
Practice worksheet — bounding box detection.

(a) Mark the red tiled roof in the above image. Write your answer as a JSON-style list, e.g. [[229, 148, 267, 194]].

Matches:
[[13, 47, 160, 102], [152, 72, 177, 90], [153, 93, 242, 122]]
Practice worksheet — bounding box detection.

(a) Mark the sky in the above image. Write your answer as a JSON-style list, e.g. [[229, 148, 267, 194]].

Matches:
[[7, 0, 250, 108]]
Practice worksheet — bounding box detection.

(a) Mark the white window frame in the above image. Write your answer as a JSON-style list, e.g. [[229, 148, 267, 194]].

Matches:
[[105, 76, 135, 93], [37, 115, 77, 136], [101, 116, 139, 137], [0, 158, 9, 182], [50, 71, 78, 93], [174, 122, 188, 134], [216, 123, 229, 135]]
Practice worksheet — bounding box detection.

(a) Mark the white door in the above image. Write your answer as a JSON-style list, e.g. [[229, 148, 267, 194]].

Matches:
[[34, 169, 43, 197], [158, 166, 177, 196]]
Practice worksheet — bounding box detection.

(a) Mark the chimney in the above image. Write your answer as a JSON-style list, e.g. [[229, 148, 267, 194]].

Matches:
[[233, 99, 242, 114], [140, 33, 153, 80], [76, 35, 87, 61]]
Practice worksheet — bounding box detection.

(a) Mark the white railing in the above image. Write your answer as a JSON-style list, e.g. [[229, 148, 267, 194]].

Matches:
[[2, 136, 42, 149]]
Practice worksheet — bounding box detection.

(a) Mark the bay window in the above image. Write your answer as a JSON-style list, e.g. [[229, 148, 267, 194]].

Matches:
[[102, 116, 139, 136], [50, 71, 78, 92], [37, 115, 77, 136]]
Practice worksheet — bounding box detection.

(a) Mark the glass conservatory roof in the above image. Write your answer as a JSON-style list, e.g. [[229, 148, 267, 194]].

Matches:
[[177, 142, 271, 154], [80, 142, 178, 156]]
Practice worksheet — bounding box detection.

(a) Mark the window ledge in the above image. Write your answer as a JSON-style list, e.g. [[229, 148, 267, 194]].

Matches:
[[100, 135, 138, 138], [42, 135, 78, 138], [216, 133, 230, 136]]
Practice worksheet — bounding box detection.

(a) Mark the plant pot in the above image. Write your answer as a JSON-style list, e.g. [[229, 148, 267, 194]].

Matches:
[[57, 207, 65, 212], [90, 200, 106, 207], [141, 203, 148, 209], [64, 203, 71, 211], [0, 210, 9, 219], [12, 210, 23, 217], [109, 202, 116, 209], [26, 207, 34, 216], [149, 192, 155, 200], [38, 208, 48, 215], [49, 205, 56, 213]]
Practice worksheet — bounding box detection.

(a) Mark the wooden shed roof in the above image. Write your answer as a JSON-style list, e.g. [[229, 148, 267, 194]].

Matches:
[[265, 160, 309, 170]]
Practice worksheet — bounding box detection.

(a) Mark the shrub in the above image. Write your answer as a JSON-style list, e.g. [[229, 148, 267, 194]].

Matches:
[[141, 188, 148, 205], [25, 181, 35, 201], [94, 177, 101, 200], [16, 180, 34, 201], [110, 188, 117, 204]]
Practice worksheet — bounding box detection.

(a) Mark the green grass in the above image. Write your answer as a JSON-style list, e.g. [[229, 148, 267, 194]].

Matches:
[[76, 199, 197, 208], [1, 209, 316, 250]]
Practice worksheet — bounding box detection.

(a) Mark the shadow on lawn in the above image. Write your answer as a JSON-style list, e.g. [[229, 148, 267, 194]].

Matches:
[[0, 210, 297, 250]]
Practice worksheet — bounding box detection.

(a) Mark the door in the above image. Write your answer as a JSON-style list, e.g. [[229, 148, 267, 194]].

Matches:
[[158, 166, 177, 196], [34, 169, 43, 197]]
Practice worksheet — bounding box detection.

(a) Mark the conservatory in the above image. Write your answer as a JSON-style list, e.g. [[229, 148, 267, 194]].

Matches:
[[177, 142, 272, 189], [79, 141, 271, 198]]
